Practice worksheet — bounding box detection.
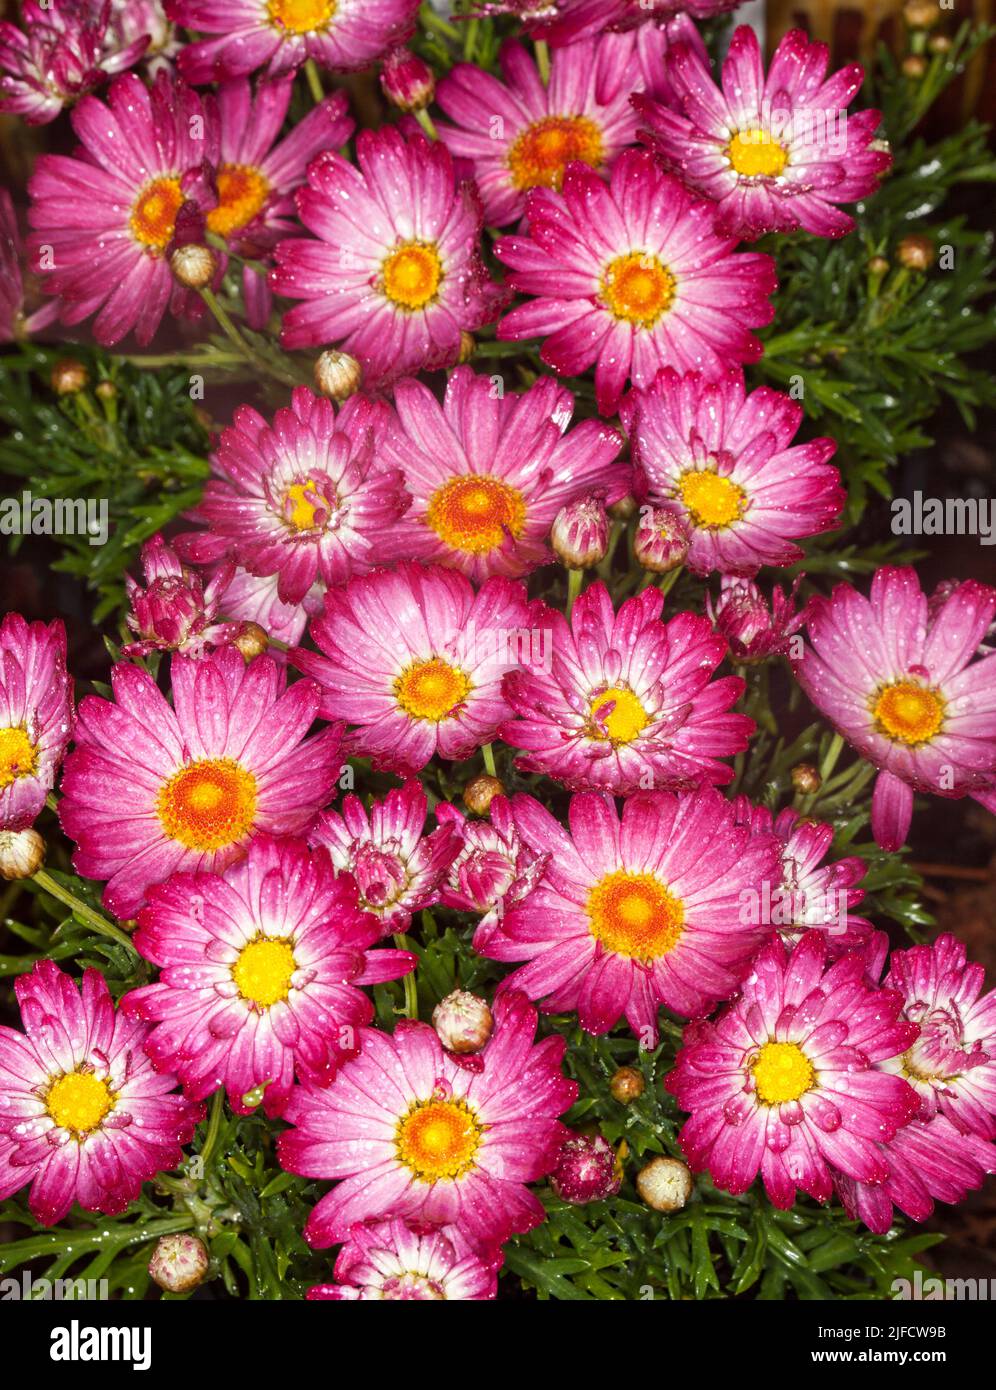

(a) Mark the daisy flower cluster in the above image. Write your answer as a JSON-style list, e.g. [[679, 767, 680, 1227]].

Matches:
[[0, 0, 994, 1308]]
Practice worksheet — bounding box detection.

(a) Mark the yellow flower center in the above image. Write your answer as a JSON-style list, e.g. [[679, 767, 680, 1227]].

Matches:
[[873, 681, 945, 746], [382, 241, 443, 311], [267, 0, 336, 34], [0, 726, 38, 789], [157, 757, 257, 852], [727, 129, 789, 179], [130, 176, 184, 251], [752, 1041, 815, 1105], [587, 869, 684, 960], [395, 1098, 482, 1182], [589, 687, 649, 744], [508, 114, 604, 191], [232, 937, 296, 1008], [283, 477, 332, 531], [46, 1071, 113, 1136], [395, 658, 471, 722], [678, 469, 746, 529], [601, 251, 675, 328], [425, 475, 527, 555], [207, 163, 271, 238]]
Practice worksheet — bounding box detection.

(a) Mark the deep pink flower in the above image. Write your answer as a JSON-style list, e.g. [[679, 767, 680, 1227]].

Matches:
[[523, 0, 741, 47], [707, 575, 808, 662], [212, 566, 324, 648], [0, 962, 201, 1225], [496, 150, 777, 416], [278, 991, 577, 1249], [124, 534, 239, 658], [306, 1218, 500, 1300], [0, 613, 73, 830], [550, 1132, 620, 1203], [500, 581, 752, 794], [637, 26, 891, 241], [436, 793, 549, 929], [792, 568, 996, 851], [123, 835, 415, 1116]]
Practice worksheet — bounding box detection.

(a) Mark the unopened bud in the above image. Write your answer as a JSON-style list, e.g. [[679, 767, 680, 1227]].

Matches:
[[0, 828, 45, 880], [314, 349, 362, 401], [95, 380, 117, 401], [790, 762, 821, 795], [380, 46, 436, 113], [149, 1233, 210, 1294], [457, 331, 476, 364], [433, 989, 494, 1054], [928, 33, 951, 53], [50, 358, 88, 396], [636, 1156, 693, 1213], [551, 493, 608, 570], [550, 1133, 621, 1204], [897, 233, 934, 270], [233, 622, 269, 661], [169, 243, 218, 290], [901, 54, 927, 79], [463, 773, 504, 816], [903, 0, 940, 28], [608, 493, 636, 521], [609, 1065, 644, 1104], [635, 505, 690, 574]]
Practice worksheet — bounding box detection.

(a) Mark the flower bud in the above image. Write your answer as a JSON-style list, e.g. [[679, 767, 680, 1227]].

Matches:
[[314, 348, 363, 401], [867, 255, 889, 276], [790, 762, 821, 795], [901, 54, 927, 79], [608, 493, 636, 521], [634, 505, 690, 574], [550, 1133, 621, 1204], [169, 243, 218, 290], [432, 989, 493, 1054], [903, 0, 940, 28], [95, 380, 117, 401], [609, 1065, 644, 1104], [233, 622, 269, 662], [897, 233, 934, 270], [380, 46, 436, 113], [50, 358, 88, 396], [148, 1233, 210, 1294], [551, 493, 608, 570], [462, 773, 504, 816], [457, 331, 476, 365], [0, 828, 45, 880], [636, 1156, 693, 1213], [928, 33, 951, 53]]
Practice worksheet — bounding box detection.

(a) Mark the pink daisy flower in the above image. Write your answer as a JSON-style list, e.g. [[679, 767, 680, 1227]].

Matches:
[[0, 0, 149, 125], [123, 835, 415, 1116], [378, 370, 627, 581], [791, 568, 996, 852], [0, 613, 73, 830], [309, 781, 459, 933], [123, 534, 239, 658], [0, 961, 201, 1225], [27, 72, 216, 346], [435, 38, 643, 228], [706, 575, 808, 663], [476, 787, 781, 1040], [203, 77, 353, 329], [667, 932, 919, 1209], [307, 1218, 500, 1300], [624, 368, 844, 574], [436, 793, 550, 929], [169, 0, 420, 84], [271, 128, 506, 390], [495, 150, 777, 417], [173, 388, 407, 606], [732, 798, 871, 956], [278, 991, 577, 1249], [292, 562, 533, 775], [524, 0, 741, 47], [108, 1, 180, 76], [636, 26, 891, 241], [500, 581, 752, 794], [59, 646, 342, 919]]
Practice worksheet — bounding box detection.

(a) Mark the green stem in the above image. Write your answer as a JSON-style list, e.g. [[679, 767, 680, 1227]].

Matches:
[[800, 732, 846, 816], [482, 742, 497, 779], [420, 3, 460, 40], [657, 565, 683, 599], [534, 39, 550, 85], [199, 1088, 225, 1172], [32, 869, 136, 954], [394, 935, 419, 1019], [304, 58, 324, 105], [567, 567, 584, 619], [463, 16, 479, 62], [198, 290, 299, 387], [415, 107, 438, 140]]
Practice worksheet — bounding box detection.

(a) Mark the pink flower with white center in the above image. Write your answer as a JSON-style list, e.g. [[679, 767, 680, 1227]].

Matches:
[[791, 568, 996, 852], [882, 934, 996, 1140], [377, 370, 627, 582], [495, 150, 777, 417], [278, 990, 577, 1249], [476, 787, 781, 1040], [124, 534, 239, 658], [636, 26, 891, 242], [0, 0, 149, 125], [667, 932, 920, 1209], [0, 962, 201, 1225], [109, 0, 179, 75], [706, 575, 808, 663], [213, 566, 324, 648], [435, 38, 644, 228], [523, 0, 741, 47], [27, 72, 217, 347], [59, 646, 342, 919], [310, 781, 459, 933], [0, 613, 73, 831], [173, 388, 406, 606], [292, 562, 534, 775], [271, 128, 506, 390], [123, 836, 415, 1116], [623, 369, 844, 574], [307, 1218, 500, 1300], [732, 798, 871, 956], [436, 793, 549, 930], [500, 581, 753, 795], [204, 77, 353, 330], [169, 0, 420, 83], [633, 504, 690, 574]]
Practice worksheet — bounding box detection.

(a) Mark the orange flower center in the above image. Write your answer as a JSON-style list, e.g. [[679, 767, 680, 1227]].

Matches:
[[46, 1070, 113, 1136], [601, 251, 676, 328], [395, 658, 471, 722], [752, 1041, 814, 1105], [589, 687, 649, 744], [508, 114, 604, 191], [395, 1098, 482, 1182], [872, 681, 945, 746], [0, 726, 38, 788], [382, 241, 443, 311], [425, 475, 526, 554], [727, 129, 789, 179], [678, 469, 746, 529], [267, 0, 337, 34], [207, 163, 271, 238], [130, 176, 184, 251], [587, 869, 684, 960], [157, 757, 257, 851], [232, 937, 296, 1008]]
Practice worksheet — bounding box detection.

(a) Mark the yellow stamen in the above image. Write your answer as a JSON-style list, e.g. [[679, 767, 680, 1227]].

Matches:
[[266, 0, 336, 34], [678, 469, 746, 530], [0, 726, 38, 788], [395, 658, 471, 722], [157, 758, 257, 852], [425, 475, 526, 555], [395, 1097, 482, 1182], [232, 937, 296, 1008], [589, 687, 649, 744], [508, 114, 604, 191], [46, 1071, 113, 1136], [283, 478, 331, 531], [752, 1041, 814, 1105], [382, 242, 443, 311], [207, 163, 271, 238], [872, 681, 945, 746], [587, 869, 684, 960], [130, 176, 184, 251], [601, 251, 675, 328], [727, 129, 789, 179]]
